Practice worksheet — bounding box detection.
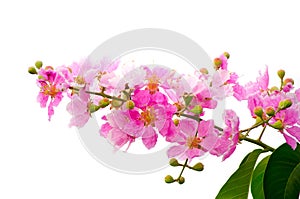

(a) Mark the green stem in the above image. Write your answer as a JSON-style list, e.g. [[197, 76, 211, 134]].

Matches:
[[257, 125, 267, 141], [177, 159, 188, 180], [239, 135, 274, 152]]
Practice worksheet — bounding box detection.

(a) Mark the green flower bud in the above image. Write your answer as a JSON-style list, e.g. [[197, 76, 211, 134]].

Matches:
[[214, 58, 222, 70], [173, 119, 179, 126], [165, 175, 175, 183], [283, 78, 294, 86], [192, 162, 204, 171], [35, 60, 43, 69], [126, 100, 135, 109], [278, 99, 292, 110], [277, 69, 285, 79], [190, 105, 203, 115], [200, 68, 209, 74], [223, 52, 230, 59], [265, 106, 275, 116], [270, 120, 284, 130], [89, 104, 100, 113], [28, 66, 37, 74], [111, 99, 123, 108], [178, 176, 185, 184], [255, 116, 263, 124], [270, 86, 279, 92], [169, 158, 180, 167], [253, 106, 263, 118], [99, 98, 110, 108]]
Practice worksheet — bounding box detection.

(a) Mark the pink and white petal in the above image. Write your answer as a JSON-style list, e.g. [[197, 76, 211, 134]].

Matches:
[[48, 101, 54, 121], [69, 113, 89, 128], [198, 120, 214, 137], [37, 92, 48, 108], [201, 134, 218, 152], [180, 119, 198, 137], [285, 126, 300, 141], [186, 148, 201, 159], [222, 145, 237, 161], [108, 128, 130, 149], [100, 122, 113, 137], [167, 145, 186, 158], [142, 126, 158, 149], [283, 133, 297, 150]]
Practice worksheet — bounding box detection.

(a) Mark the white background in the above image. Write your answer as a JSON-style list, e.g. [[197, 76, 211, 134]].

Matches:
[[1, 1, 299, 198]]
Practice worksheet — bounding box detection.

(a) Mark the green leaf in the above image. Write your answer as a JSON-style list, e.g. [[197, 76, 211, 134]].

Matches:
[[251, 155, 270, 199], [264, 143, 300, 199], [183, 95, 193, 106], [216, 149, 263, 199]]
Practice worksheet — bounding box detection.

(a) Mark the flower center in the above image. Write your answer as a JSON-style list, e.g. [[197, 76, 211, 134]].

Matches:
[[140, 107, 156, 126], [186, 136, 202, 149], [147, 75, 160, 94], [42, 84, 59, 98]]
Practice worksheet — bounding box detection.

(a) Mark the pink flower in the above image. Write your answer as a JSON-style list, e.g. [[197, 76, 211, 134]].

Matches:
[[37, 67, 67, 121], [192, 83, 217, 109], [167, 119, 218, 161], [66, 88, 90, 128], [211, 110, 240, 161]]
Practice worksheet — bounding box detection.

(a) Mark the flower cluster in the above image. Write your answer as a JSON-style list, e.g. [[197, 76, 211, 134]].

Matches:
[[28, 52, 300, 185]]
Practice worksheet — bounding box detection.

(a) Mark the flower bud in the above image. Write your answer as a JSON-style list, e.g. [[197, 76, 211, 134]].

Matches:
[[89, 104, 100, 113], [283, 78, 294, 86], [200, 68, 209, 74], [223, 52, 230, 59], [99, 98, 110, 108], [278, 99, 292, 110], [192, 162, 204, 171], [178, 176, 185, 184], [111, 99, 123, 108], [214, 58, 222, 70], [45, 66, 54, 70], [253, 106, 263, 118], [191, 105, 203, 115], [169, 158, 180, 166], [277, 69, 285, 79], [270, 86, 279, 92], [35, 61, 43, 69], [165, 175, 175, 183], [270, 120, 284, 130], [173, 119, 179, 126], [265, 106, 275, 116], [126, 100, 135, 109], [28, 66, 37, 74]]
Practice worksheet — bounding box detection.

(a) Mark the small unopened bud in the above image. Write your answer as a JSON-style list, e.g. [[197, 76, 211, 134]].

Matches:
[[99, 98, 110, 108], [169, 158, 180, 167], [283, 78, 294, 86], [28, 66, 37, 74], [223, 52, 230, 59], [278, 99, 292, 110], [165, 175, 175, 183], [214, 58, 222, 70], [192, 162, 204, 171], [111, 99, 123, 108], [126, 100, 135, 109], [173, 119, 179, 126], [89, 104, 100, 113], [265, 106, 275, 116], [200, 68, 209, 74], [178, 176, 185, 184], [191, 105, 203, 115], [35, 61, 43, 69], [277, 69, 285, 79], [253, 106, 264, 118], [270, 86, 279, 92], [270, 120, 284, 130]]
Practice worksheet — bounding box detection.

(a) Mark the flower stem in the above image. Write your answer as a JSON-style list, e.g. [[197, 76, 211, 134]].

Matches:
[[239, 134, 274, 152], [257, 125, 267, 141], [177, 158, 188, 180]]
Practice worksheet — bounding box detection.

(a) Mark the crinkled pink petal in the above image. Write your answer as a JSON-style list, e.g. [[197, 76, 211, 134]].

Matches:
[[286, 126, 300, 141], [108, 128, 130, 149], [180, 119, 198, 137], [37, 92, 48, 108], [132, 89, 151, 108], [142, 126, 158, 149], [167, 145, 186, 158], [68, 112, 89, 128], [257, 66, 269, 91], [48, 101, 54, 121], [283, 133, 297, 150], [198, 120, 214, 137], [233, 84, 247, 101], [201, 133, 218, 152], [100, 123, 112, 138], [186, 148, 201, 159], [52, 92, 63, 106], [295, 88, 300, 101]]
